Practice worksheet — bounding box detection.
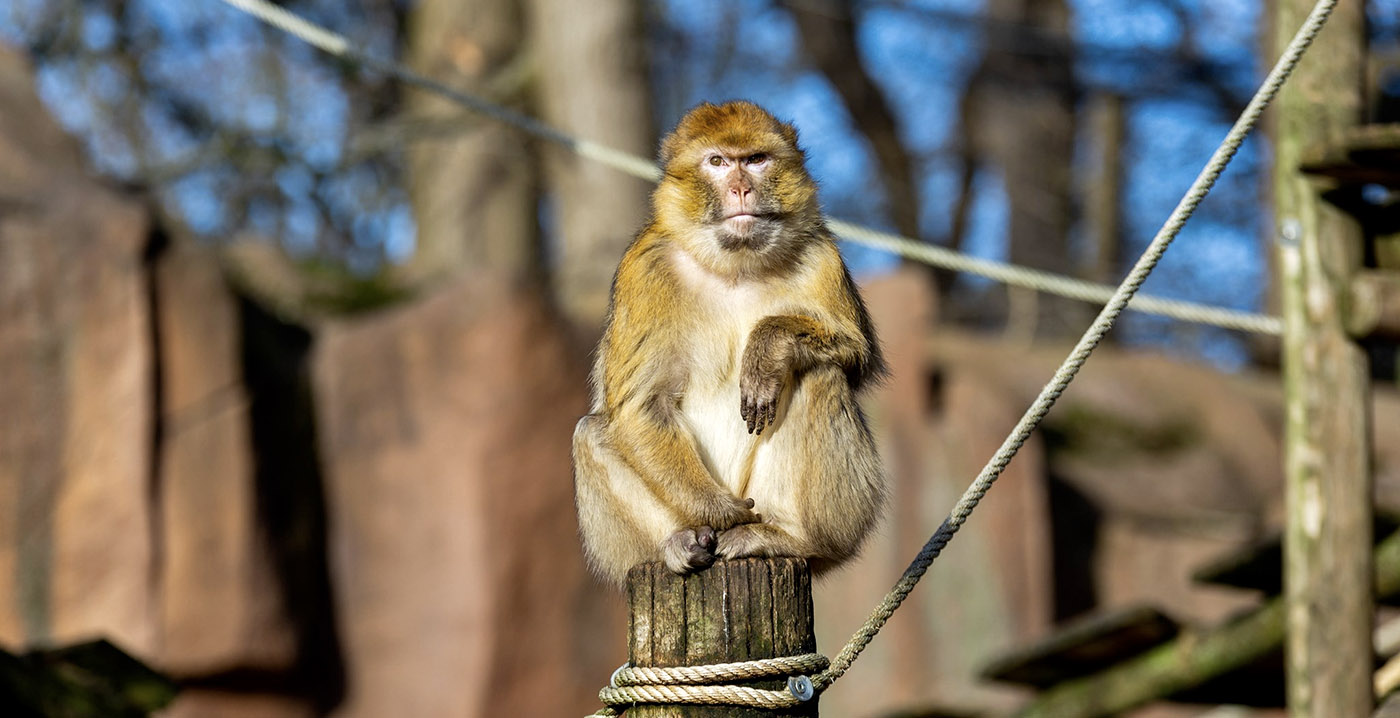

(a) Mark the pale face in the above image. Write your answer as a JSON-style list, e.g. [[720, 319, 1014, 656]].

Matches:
[[698, 149, 780, 250]]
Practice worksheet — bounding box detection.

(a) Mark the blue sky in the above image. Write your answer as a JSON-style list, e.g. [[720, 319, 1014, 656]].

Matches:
[[6, 0, 1391, 366]]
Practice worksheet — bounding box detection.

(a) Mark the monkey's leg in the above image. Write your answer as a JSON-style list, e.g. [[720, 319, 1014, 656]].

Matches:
[[574, 415, 731, 583], [608, 404, 760, 530], [574, 415, 683, 585], [740, 366, 886, 571]]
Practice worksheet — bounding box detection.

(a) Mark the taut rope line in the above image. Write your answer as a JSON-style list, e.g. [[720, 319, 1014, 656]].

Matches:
[[215, 0, 1281, 335]]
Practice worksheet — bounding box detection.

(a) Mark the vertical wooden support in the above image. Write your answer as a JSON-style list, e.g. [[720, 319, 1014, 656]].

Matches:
[[1273, 1, 1371, 716], [1087, 92, 1126, 285], [626, 558, 818, 717]]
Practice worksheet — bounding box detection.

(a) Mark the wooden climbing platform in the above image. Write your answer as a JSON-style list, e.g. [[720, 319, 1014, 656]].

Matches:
[[1192, 515, 1400, 601], [1302, 123, 1400, 187], [981, 605, 1285, 708], [981, 605, 1178, 689]]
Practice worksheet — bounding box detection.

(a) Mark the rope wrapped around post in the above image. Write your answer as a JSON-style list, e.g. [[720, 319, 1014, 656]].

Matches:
[[602, 558, 822, 717], [590, 653, 828, 715]]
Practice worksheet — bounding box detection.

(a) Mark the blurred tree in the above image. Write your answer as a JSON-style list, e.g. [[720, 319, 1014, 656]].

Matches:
[[400, 0, 538, 287], [528, 0, 655, 328], [787, 0, 922, 242], [1084, 92, 1126, 286], [312, 0, 649, 715], [964, 0, 1083, 339]]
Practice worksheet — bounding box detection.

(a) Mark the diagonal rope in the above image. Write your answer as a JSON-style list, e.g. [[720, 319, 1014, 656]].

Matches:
[[808, 0, 1337, 692], [214, 0, 1281, 336]]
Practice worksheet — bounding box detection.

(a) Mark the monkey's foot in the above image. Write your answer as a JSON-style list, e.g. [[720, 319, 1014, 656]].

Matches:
[[716, 522, 803, 560], [661, 526, 718, 574]]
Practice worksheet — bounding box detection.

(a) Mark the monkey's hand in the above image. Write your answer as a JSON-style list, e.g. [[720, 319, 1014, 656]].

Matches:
[[740, 334, 791, 435], [701, 493, 759, 530]]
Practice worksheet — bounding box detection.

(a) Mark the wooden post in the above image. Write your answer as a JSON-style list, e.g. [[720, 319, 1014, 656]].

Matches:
[[626, 558, 818, 717], [1273, 1, 1371, 716]]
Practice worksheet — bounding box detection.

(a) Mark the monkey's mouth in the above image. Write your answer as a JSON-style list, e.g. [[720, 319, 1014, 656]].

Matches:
[[723, 213, 759, 234], [717, 215, 775, 251]]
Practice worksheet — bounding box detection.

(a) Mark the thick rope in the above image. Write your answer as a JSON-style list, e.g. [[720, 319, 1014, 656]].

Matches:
[[214, 0, 1336, 711], [827, 218, 1282, 335], [612, 653, 828, 686], [215, 0, 1280, 335], [586, 653, 829, 716], [810, 0, 1337, 692]]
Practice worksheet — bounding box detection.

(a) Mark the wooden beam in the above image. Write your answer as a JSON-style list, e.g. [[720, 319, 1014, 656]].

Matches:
[[1004, 529, 1400, 718], [1301, 123, 1400, 188], [1273, 1, 1371, 716], [982, 605, 1179, 689], [1348, 271, 1400, 339], [625, 558, 818, 717]]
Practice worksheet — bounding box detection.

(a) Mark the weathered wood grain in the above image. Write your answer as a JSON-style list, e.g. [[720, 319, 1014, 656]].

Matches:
[[626, 558, 819, 717]]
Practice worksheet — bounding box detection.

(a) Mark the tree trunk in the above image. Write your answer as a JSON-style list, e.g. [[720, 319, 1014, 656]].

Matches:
[[789, 0, 922, 241], [1085, 93, 1125, 286], [527, 0, 654, 329], [400, 0, 539, 286]]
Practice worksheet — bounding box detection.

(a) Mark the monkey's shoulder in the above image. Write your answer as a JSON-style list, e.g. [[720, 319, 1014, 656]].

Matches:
[[611, 226, 681, 290]]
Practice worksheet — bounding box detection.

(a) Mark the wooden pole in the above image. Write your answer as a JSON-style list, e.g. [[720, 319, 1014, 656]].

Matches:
[[1273, 1, 1371, 716], [626, 558, 818, 717]]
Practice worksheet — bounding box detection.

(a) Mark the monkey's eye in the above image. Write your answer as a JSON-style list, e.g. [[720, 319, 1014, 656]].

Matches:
[[708, 155, 723, 167], [747, 153, 768, 165]]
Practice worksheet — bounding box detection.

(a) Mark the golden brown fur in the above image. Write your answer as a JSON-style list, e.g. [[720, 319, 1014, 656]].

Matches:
[[573, 101, 886, 586]]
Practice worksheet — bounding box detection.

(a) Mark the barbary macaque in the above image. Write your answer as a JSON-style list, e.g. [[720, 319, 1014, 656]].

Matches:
[[573, 101, 886, 586]]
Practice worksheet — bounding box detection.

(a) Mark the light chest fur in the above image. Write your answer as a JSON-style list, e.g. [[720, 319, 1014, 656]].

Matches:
[[668, 247, 806, 497]]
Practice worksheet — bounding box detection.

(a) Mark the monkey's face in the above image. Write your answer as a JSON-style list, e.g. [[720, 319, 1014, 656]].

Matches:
[[654, 101, 821, 278], [698, 149, 783, 251]]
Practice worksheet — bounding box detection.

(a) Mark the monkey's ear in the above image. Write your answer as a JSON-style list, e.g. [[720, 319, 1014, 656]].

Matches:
[[779, 121, 801, 153], [659, 135, 680, 167], [659, 129, 691, 167], [659, 102, 719, 167]]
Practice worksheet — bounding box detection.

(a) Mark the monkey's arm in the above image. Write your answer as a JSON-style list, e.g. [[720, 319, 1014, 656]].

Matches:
[[598, 238, 759, 529], [739, 314, 870, 433], [746, 314, 870, 373], [605, 403, 757, 529], [740, 244, 880, 433]]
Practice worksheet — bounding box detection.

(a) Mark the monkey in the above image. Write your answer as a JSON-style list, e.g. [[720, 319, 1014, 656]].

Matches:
[[572, 100, 886, 587]]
